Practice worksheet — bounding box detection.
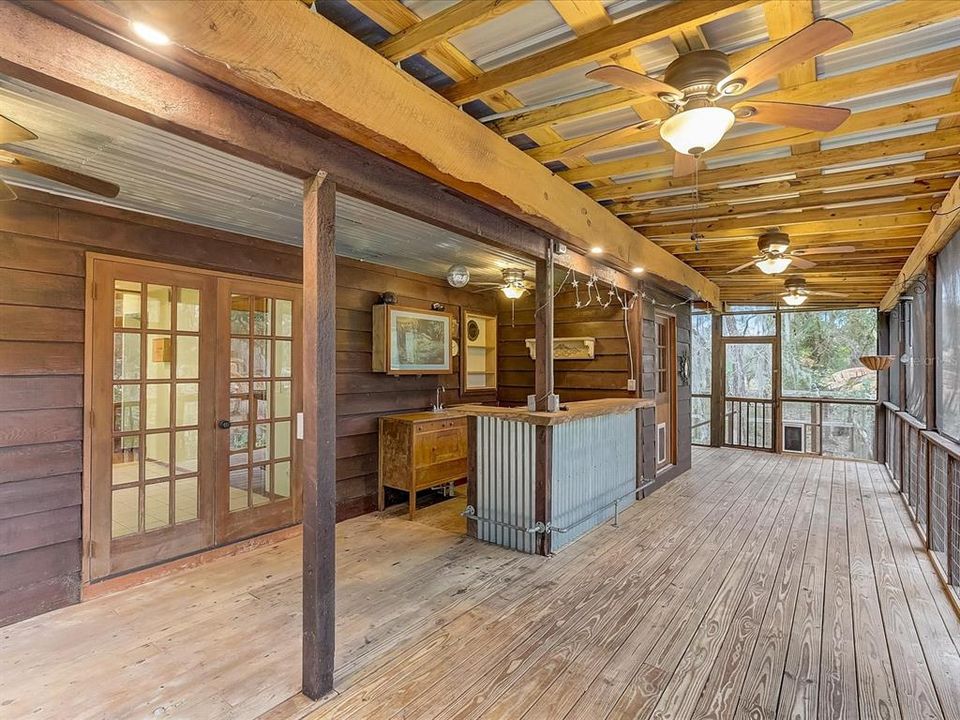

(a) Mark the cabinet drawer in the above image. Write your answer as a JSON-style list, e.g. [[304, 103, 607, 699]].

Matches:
[[415, 418, 466, 434]]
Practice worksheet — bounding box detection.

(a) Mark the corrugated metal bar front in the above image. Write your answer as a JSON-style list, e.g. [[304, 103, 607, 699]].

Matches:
[[475, 416, 536, 553], [550, 412, 638, 552]]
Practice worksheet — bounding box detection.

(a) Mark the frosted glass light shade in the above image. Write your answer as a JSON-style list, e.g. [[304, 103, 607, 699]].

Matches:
[[502, 285, 525, 299], [782, 293, 807, 306], [660, 106, 736, 155], [756, 256, 793, 275]]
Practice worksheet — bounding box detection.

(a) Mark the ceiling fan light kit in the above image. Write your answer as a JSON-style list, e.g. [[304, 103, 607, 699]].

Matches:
[[781, 292, 807, 306], [756, 256, 793, 275], [659, 104, 735, 156]]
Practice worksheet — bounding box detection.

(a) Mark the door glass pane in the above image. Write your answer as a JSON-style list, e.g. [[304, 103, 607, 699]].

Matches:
[[176, 383, 199, 426], [253, 297, 271, 336], [251, 465, 270, 506], [229, 468, 248, 510], [274, 421, 291, 459], [144, 432, 171, 480], [274, 461, 291, 498], [114, 333, 141, 380], [176, 336, 200, 379], [177, 288, 200, 332], [175, 477, 198, 523], [253, 339, 270, 377], [254, 382, 270, 420], [230, 425, 249, 460], [275, 299, 292, 337], [113, 384, 140, 432], [146, 285, 172, 330], [112, 486, 139, 538], [230, 295, 250, 334], [176, 430, 199, 474], [231, 339, 249, 378], [144, 383, 171, 430], [146, 334, 172, 379], [274, 381, 291, 418], [254, 424, 270, 460], [114, 284, 141, 328], [230, 397, 250, 423], [144, 482, 170, 530], [112, 436, 140, 486], [725, 343, 773, 399], [276, 340, 292, 378]]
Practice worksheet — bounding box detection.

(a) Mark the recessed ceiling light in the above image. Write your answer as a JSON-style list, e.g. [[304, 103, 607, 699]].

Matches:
[[131, 21, 171, 46], [590, 246, 603, 254], [632, 266, 645, 274]]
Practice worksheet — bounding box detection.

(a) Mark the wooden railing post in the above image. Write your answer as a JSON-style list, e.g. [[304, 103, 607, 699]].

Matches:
[[301, 172, 337, 700]]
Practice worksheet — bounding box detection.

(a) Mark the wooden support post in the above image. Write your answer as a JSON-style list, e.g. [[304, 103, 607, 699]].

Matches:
[[301, 172, 337, 701], [535, 425, 553, 557], [534, 241, 555, 411]]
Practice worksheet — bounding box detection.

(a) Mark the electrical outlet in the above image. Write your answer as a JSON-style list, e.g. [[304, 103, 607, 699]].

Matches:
[[627, 379, 637, 392]]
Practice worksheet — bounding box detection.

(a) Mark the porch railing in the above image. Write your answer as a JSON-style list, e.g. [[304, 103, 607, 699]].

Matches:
[[883, 402, 960, 603]]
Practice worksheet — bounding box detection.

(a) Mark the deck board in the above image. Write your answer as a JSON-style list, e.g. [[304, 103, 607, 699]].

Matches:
[[1, 447, 958, 720]]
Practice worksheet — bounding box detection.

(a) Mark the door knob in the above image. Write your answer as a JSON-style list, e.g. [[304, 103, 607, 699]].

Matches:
[[217, 419, 232, 429]]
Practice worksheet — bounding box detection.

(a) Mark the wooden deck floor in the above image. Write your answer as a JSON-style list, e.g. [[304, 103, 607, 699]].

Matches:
[[2, 448, 959, 720]]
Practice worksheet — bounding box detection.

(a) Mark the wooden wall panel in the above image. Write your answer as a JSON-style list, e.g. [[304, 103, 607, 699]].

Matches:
[[0, 190, 496, 625]]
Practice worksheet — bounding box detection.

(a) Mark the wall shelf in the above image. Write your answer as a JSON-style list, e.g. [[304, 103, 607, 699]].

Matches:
[[462, 311, 497, 392]]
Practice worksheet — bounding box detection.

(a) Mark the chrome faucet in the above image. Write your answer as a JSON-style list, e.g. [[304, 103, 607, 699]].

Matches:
[[433, 384, 446, 412]]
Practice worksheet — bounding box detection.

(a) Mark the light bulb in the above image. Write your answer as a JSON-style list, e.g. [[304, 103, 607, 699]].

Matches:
[[755, 256, 793, 275], [590, 247, 603, 255], [632, 266, 645, 274], [659, 106, 735, 156], [501, 285, 525, 299], [782, 293, 807, 306], [131, 21, 171, 45]]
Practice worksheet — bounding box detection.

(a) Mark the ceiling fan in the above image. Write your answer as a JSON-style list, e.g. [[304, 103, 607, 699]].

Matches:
[[472, 268, 532, 299], [761, 275, 848, 306], [0, 114, 120, 201], [726, 230, 855, 275], [563, 19, 853, 176]]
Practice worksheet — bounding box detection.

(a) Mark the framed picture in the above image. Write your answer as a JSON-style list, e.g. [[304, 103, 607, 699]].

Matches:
[[372, 304, 452, 375]]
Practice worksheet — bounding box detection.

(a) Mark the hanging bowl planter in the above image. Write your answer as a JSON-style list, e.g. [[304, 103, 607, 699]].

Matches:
[[859, 355, 894, 372]]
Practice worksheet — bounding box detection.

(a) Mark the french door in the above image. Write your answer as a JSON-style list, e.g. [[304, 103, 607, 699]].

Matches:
[[654, 313, 677, 470], [88, 257, 301, 580]]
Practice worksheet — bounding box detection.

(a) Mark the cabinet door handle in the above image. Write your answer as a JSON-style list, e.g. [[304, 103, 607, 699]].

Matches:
[[217, 419, 232, 430]]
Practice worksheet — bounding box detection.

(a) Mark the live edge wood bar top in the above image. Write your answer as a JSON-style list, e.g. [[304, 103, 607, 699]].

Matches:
[[454, 398, 655, 426]]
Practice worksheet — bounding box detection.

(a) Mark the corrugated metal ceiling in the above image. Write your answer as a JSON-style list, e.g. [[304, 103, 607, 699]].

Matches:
[[0, 75, 533, 285]]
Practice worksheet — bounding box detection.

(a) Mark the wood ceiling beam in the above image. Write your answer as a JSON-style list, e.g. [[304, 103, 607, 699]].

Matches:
[[587, 130, 960, 202], [605, 157, 960, 215], [375, 0, 528, 63], [548, 0, 610, 35], [623, 179, 954, 225], [439, 0, 757, 105], [637, 198, 938, 235], [494, 42, 960, 138], [663, 232, 923, 255], [75, 0, 718, 305], [347, 0, 560, 148], [529, 90, 959, 164], [651, 214, 936, 239], [879, 175, 960, 310]]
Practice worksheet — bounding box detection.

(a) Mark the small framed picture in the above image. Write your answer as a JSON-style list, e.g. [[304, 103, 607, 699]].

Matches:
[[373, 305, 452, 375]]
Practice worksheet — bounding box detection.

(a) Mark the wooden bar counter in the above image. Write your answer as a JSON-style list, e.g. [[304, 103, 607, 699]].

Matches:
[[456, 399, 655, 555]]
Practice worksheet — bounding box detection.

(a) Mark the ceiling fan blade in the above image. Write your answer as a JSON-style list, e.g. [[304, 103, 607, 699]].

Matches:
[[672, 151, 699, 178], [0, 177, 17, 201], [586, 65, 683, 101], [727, 259, 760, 274], [562, 119, 661, 161], [733, 101, 850, 131], [0, 150, 119, 198], [718, 19, 852, 96], [809, 289, 849, 298], [0, 115, 38, 144], [790, 245, 856, 256], [790, 256, 817, 270]]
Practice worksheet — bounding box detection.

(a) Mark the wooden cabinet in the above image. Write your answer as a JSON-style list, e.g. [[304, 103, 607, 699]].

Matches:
[[462, 311, 497, 391], [378, 411, 468, 519]]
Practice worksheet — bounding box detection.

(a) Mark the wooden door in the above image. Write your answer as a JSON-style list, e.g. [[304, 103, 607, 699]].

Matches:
[[654, 314, 677, 470], [89, 259, 217, 579], [215, 279, 302, 544]]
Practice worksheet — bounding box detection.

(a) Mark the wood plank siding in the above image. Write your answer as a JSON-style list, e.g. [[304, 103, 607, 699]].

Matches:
[[498, 284, 693, 484], [0, 189, 496, 625], [2, 448, 957, 719]]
